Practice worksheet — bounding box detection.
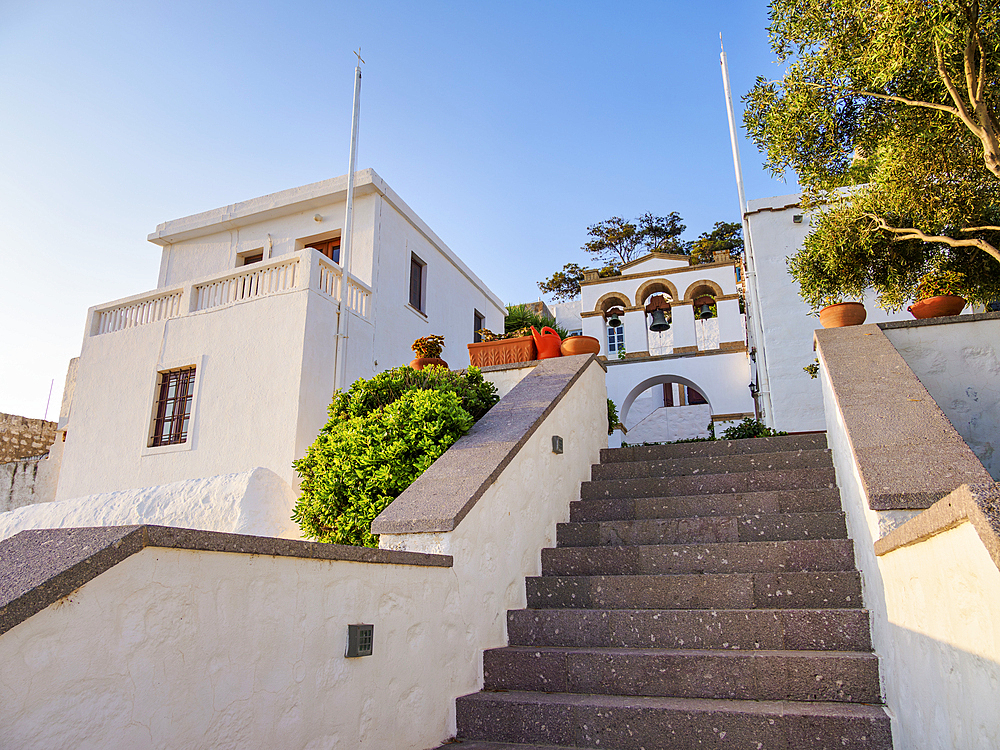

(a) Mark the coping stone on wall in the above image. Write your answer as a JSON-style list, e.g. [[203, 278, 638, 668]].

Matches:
[[876, 309, 1000, 331], [874, 482, 1000, 571], [0, 525, 451, 637], [815, 324, 992, 510], [371, 354, 603, 535]]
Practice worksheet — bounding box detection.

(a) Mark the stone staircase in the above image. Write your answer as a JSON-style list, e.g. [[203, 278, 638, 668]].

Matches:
[[436, 433, 892, 749]]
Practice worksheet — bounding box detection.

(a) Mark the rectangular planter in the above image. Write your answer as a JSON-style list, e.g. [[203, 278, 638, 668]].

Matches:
[[468, 336, 537, 367]]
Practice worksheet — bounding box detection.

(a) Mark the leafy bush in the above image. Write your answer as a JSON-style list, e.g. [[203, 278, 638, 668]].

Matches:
[[292, 365, 499, 547], [720, 418, 787, 440], [607, 398, 619, 435]]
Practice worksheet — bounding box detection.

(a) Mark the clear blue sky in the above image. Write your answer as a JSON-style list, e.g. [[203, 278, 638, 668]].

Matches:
[[1, 0, 794, 419]]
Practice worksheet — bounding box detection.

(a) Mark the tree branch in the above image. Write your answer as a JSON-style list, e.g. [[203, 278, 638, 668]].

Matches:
[[866, 214, 1000, 265], [796, 80, 959, 115], [935, 39, 985, 139], [958, 225, 1000, 232]]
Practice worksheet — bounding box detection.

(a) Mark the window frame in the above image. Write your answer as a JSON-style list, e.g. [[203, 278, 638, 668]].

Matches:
[[142, 356, 204, 456], [409, 253, 427, 314], [606, 324, 625, 353], [473, 309, 485, 343]]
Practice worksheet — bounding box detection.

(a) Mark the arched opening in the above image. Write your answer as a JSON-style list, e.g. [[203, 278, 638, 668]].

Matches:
[[682, 279, 724, 302], [620, 374, 713, 444], [634, 279, 679, 307]]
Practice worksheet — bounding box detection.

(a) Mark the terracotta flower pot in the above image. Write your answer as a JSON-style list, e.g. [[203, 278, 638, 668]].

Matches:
[[409, 357, 448, 370], [907, 295, 967, 319], [531, 326, 563, 359], [819, 302, 867, 328], [560, 335, 601, 356], [467, 336, 537, 367]]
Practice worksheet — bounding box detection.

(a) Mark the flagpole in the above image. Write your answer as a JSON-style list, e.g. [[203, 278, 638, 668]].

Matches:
[[333, 49, 364, 395], [720, 35, 774, 424]]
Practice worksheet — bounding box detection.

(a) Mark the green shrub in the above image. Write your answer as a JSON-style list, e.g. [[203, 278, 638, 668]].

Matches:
[[292, 365, 499, 547], [504, 303, 570, 340], [720, 418, 787, 440], [607, 398, 619, 435]]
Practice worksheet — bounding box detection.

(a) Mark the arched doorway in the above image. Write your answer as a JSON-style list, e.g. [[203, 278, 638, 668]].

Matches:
[[621, 374, 713, 444]]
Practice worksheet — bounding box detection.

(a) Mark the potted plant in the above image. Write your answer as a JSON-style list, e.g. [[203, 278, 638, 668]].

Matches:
[[908, 269, 968, 319], [410, 334, 448, 370], [816, 296, 867, 328], [468, 327, 537, 367]]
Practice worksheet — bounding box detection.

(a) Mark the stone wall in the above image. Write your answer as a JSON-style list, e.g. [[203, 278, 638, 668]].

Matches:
[[0, 413, 57, 463]]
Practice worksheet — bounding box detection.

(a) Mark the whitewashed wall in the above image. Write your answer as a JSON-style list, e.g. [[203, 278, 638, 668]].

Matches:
[[0, 547, 461, 750], [746, 195, 915, 432], [882, 317, 1000, 480]]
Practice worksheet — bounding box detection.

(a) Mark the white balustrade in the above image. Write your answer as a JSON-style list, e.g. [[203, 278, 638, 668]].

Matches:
[[193, 257, 300, 312], [88, 250, 372, 338], [313, 255, 372, 322], [695, 317, 720, 351], [93, 290, 183, 335]]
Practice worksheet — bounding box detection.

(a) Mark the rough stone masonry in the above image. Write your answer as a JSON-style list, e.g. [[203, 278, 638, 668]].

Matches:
[[0, 413, 57, 463]]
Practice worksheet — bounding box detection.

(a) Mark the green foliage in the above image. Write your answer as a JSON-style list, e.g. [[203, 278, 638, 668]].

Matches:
[[617, 346, 627, 360], [916, 267, 968, 300], [503, 303, 570, 340], [689, 222, 744, 265], [607, 398, 619, 435], [804, 359, 820, 379], [411, 334, 445, 358], [537, 263, 586, 302], [745, 0, 1000, 309], [720, 418, 787, 440], [293, 366, 499, 547], [583, 213, 688, 268]]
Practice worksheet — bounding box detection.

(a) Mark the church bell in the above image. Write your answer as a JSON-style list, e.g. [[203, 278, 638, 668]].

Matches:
[[606, 309, 623, 327], [697, 304, 714, 319], [648, 309, 670, 332]]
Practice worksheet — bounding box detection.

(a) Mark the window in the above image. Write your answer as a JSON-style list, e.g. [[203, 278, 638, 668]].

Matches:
[[150, 367, 196, 447], [473, 310, 485, 343], [307, 236, 341, 264], [409, 254, 426, 312], [687, 387, 708, 405], [240, 251, 263, 266], [607, 324, 624, 353]]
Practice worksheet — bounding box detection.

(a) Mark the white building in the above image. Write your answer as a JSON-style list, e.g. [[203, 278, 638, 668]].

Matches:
[[743, 193, 913, 432], [53, 169, 505, 503], [572, 250, 755, 444]]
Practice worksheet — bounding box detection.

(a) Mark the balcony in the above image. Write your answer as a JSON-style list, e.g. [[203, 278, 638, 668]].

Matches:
[[87, 250, 372, 337]]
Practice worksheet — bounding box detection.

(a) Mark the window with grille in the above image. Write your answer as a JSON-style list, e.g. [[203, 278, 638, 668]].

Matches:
[[150, 367, 196, 447], [607, 324, 625, 353]]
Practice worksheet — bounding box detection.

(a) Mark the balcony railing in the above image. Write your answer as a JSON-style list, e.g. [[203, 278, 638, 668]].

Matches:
[[88, 250, 372, 337]]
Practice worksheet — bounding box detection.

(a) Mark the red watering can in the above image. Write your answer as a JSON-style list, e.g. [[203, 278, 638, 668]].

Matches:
[[531, 326, 563, 359]]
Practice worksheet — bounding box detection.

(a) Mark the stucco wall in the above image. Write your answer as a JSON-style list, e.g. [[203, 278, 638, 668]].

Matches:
[[881, 315, 1000, 480], [625, 404, 712, 444], [876, 521, 1000, 750], [819, 346, 1000, 749], [0, 454, 59, 512], [0, 545, 464, 749], [745, 195, 912, 432], [0, 413, 56, 463]]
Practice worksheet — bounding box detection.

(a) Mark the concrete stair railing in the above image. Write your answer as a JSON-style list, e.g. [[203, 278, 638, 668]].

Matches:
[[436, 433, 893, 750]]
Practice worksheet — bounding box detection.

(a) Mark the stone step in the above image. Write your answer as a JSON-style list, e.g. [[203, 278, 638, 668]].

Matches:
[[556, 512, 847, 547], [542, 539, 855, 576], [581, 467, 837, 500], [601, 433, 828, 463], [483, 646, 881, 704], [570, 488, 843, 522], [590, 449, 832, 481], [506, 608, 873, 652], [456, 691, 892, 749], [432, 743, 569, 750], [525, 572, 862, 610]]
